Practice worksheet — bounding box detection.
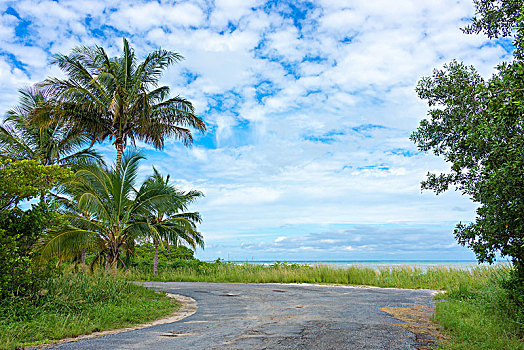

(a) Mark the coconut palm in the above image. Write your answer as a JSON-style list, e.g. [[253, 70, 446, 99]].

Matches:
[[39, 37, 206, 167], [39, 151, 179, 271], [0, 87, 102, 167], [138, 167, 203, 275]]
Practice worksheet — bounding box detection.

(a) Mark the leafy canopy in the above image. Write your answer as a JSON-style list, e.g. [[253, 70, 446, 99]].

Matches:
[[41, 151, 203, 271], [411, 59, 524, 270], [0, 159, 71, 210]]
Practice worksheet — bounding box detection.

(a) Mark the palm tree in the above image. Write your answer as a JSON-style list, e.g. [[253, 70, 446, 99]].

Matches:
[[0, 87, 102, 167], [40, 37, 206, 167], [138, 167, 203, 275], [39, 151, 179, 272]]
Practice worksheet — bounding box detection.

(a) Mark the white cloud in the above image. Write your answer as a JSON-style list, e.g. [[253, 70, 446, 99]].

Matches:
[[0, 0, 508, 260]]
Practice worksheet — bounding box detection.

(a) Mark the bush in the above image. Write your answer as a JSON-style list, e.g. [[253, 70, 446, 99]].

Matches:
[[499, 267, 524, 328], [131, 243, 195, 270], [0, 203, 60, 298]]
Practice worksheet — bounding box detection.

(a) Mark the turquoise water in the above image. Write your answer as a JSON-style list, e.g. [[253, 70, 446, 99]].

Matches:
[[226, 260, 505, 270]]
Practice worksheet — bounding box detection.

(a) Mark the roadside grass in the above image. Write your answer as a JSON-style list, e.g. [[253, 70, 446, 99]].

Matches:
[[127, 261, 498, 291], [0, 271, 178, 350], [433, 271, 524, 350]]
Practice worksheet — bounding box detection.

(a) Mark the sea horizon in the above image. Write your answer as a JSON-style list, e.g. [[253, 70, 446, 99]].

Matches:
[[207, 259, 510, 270]]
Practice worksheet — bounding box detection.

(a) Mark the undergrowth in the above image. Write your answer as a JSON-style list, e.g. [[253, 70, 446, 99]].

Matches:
[[0, 270, 177, 350]]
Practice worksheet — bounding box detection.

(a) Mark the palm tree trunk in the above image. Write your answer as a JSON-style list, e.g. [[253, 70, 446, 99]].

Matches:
[[116, 140, 124, 168], [154, 241, 159, 276], [81, 250, 85, 265]]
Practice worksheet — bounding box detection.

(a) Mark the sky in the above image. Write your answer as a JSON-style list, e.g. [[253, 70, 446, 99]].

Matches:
[[0, 0, 513, 261]]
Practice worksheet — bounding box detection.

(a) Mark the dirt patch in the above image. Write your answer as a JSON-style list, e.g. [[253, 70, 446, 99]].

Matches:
[[381, 304, 446, 349]]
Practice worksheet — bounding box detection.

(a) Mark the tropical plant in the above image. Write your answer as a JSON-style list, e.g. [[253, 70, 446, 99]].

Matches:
[[39, 151, 182, 272], [137, 167, 203, 275], [0, 87, 102, 167], [40, 37, 206, 166]]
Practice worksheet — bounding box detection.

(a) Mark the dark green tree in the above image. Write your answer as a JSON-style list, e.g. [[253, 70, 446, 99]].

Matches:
[[463, 0, 524, 58], [412, 60, 524, 278], [137, 167, 203, 275]]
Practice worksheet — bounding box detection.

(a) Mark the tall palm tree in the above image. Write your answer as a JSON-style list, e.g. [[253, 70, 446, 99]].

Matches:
[[138, 167, 203, 275], [39, 151, 179, 272], [40, 37, 206, 167], [0, 87, 102, 167]]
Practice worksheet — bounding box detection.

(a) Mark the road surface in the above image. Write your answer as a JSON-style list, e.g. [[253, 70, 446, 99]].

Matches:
[[55, 282, 437, 350]]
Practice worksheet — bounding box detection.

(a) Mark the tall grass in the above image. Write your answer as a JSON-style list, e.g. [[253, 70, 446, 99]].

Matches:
[[127, 261, 505, 291], [0, 270, 177, 350]]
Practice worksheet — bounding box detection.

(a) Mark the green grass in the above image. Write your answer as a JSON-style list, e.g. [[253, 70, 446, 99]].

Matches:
[[433, 271, 524, 350], [0, 271, 178, 350], [127, 261, 499, 290]]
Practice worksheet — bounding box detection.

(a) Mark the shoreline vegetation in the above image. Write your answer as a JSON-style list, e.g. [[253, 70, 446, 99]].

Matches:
[[1, 259, 522, 349]]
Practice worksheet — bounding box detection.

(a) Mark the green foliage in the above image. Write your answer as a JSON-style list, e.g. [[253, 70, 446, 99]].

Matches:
[[0, 87, 103, 168], [0, 204, 61, 298], [132, 243, 195, 270], [433, 268, 523, 349], [0, 159, 71, 209], [128, 260, 502, 290], [463, 0, 524, 59], [412, 60, 524, 282], [0, 229, 31, 297], [41, 151, 203, 271], [0, 271, 177, 349]]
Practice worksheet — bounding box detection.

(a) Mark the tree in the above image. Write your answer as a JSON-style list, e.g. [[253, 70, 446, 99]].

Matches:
[[0, 159, 71, 210], [0, 159, 70, 297], [137, 167, 203, 275], [0, 87, 102, 167], [463, 0, 524, 59], [39, 152, 196, 272], [411, 59, 524, 278], [40, 37, 206, 166]]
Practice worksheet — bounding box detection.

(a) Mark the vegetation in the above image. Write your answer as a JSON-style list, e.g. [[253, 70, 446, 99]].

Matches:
[[463, 0, 524, 59], [127, 259, 496, 289], [0, 270, 177, 350], [412, 60, 524, 278], [412, 0, 524, 335], [434, 272, 524, 349], [41, 152, 202, 272], [0, 88, 103, 168], [40, 37, 206, 166], [0, 37, 204, 348], [138, 168, 203, 275], [0, 159, 71, 210]]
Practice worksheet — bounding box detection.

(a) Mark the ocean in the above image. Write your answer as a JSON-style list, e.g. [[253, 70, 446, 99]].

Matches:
[[226, 260, 507, 270]]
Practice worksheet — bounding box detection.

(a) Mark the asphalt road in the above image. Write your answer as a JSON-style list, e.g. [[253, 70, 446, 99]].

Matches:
[[55, 282, 437, 350]]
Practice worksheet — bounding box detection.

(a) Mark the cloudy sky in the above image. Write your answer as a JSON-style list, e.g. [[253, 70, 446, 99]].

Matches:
[[0, 0, 512, 261]]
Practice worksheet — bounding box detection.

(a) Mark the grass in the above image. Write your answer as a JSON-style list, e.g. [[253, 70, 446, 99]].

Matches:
[[0, 270, 178, 350], [127, 260, 499, 290], [433, 271, 524, 350]]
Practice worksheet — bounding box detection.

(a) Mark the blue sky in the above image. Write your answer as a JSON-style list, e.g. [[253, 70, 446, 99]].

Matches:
[[0, 0, 512, 261]]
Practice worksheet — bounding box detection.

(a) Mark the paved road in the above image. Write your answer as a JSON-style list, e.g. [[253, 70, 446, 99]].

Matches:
[[56, 282, 436, 350]]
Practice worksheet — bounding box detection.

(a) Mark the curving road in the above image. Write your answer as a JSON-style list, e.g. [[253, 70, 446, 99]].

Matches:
[[55, 282, 437, 350]]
